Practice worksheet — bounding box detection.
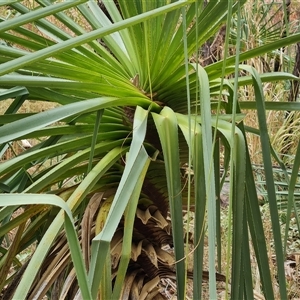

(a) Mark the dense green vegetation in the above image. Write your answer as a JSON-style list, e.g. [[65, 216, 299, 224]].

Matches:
[[0, 1, 300, 299]]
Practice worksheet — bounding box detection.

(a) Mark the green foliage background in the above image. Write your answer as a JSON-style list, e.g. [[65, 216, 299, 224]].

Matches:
[[0, 1, 300, 299]]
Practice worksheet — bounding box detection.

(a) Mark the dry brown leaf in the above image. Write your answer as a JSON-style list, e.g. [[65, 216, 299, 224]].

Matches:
[[136, 207, 152, 224], [131, 240, 143, 262], [139, 276, 160, 300], [111, 241, 123, 269], [154, 247, 175, 266], [81, 192, 104, 269], [120, 270, 139, 300], [142, 241, 158, 268]]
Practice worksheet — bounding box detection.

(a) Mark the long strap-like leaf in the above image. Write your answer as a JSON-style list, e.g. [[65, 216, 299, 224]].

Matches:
[[88, 106, 151, 299], [152, 107, 186, 300]]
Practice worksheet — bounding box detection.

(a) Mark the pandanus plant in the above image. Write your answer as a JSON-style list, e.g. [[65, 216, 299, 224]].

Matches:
[[0, 1, 300, 299]]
